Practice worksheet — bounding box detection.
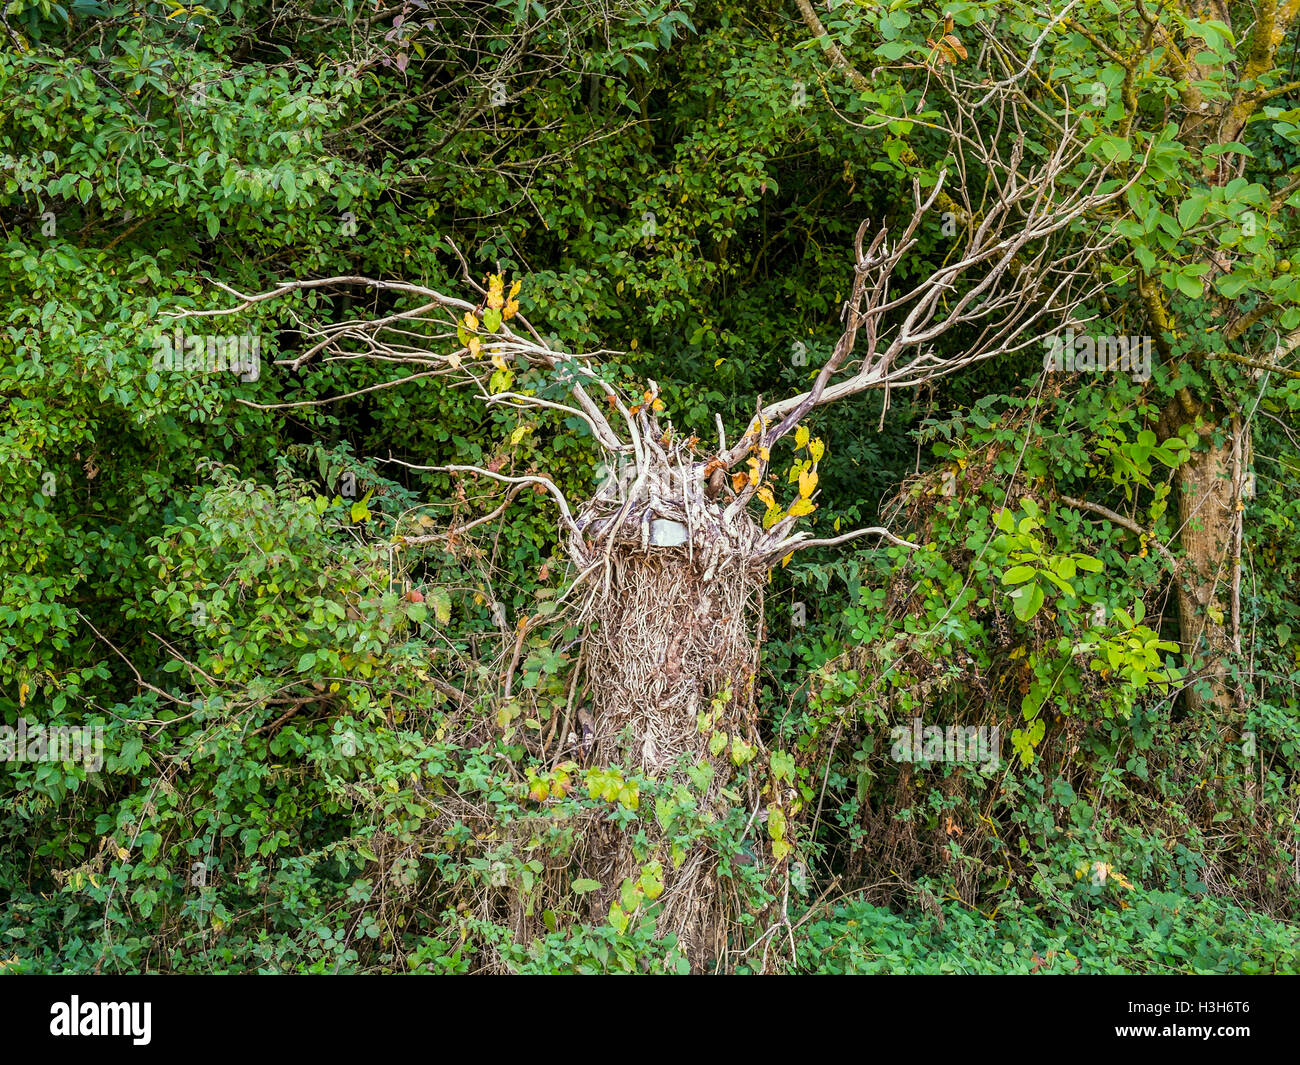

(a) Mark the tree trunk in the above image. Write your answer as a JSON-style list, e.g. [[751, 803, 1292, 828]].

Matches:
[[1173, 423, 1241, 720], [577, 541, 767, 969]]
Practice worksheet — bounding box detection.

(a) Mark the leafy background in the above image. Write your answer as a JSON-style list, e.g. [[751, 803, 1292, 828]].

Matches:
[[1, 0, 1298, 972]]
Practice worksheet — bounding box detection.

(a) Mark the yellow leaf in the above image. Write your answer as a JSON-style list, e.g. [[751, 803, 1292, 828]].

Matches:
[[447, 351, 462, 370], [755, 485, 776, 508], [468, 337, 481, 359], [757, 446, 770, 461], [808, 438, 825, 463], [492, 353, 508, 371], [18, 681, 28, 708], [781, 552, 794, 568], [508, 279, 522, 300], [787, 497, 816, 517], [510, 424, 530, 445], [117, 847, 130, 861], [799, 470, 817, 498], [795, 425, 809, 451], [463, 311, 478, 331]]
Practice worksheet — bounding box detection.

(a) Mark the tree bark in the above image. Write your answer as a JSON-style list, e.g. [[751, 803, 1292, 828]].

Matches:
[[1173, 422, 1241, 720]]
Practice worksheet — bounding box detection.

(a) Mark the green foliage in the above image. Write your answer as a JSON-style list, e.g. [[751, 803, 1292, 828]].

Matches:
[[2, 0, 1299, 974], [797, 893, 1300, 975]]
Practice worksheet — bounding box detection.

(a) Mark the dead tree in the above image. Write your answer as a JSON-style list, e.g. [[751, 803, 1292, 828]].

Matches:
[[182, 91, 1134, 969]]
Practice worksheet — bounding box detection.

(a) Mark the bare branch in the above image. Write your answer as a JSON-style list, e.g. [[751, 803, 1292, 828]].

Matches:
[[188, 273, 629, 452], [766, 525, 922, 560], [721, 89, 1138, 467], [1060, 494, 1177, 568], [380, 458, 583, 541]]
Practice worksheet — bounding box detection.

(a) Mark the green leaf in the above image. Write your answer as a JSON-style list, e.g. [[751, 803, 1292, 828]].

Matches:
[[1002, 565, 1037, 585], [1215, 272, 1255, 298], [350, 489, 373, 523], [1011, 581, 1045, 622], [429, 588, 452, 625], [1177, 192, 1209, 229]]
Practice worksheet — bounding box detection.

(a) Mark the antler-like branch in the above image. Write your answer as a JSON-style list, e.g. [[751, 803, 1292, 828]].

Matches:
[[721, 91, 1142, 467], [177, 271, 630, 453]]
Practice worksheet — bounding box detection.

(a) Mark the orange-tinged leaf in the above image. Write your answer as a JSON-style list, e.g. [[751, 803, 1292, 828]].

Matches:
[[731, 471, 749, 492]]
